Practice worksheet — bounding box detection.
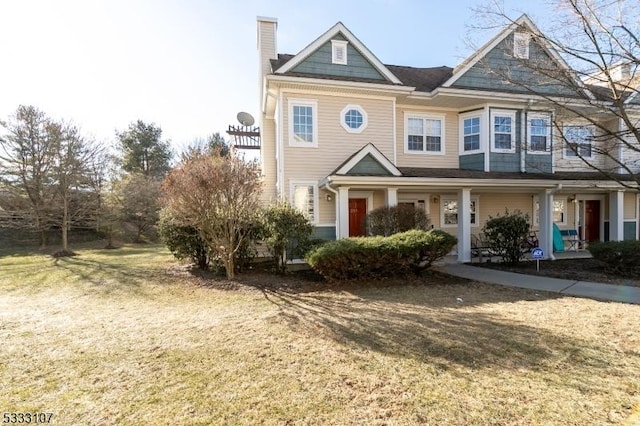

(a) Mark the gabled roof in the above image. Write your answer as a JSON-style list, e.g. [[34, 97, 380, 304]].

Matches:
[[271, 54, 452, 92], [273, 22, 402, 85], [332, 143, 402, 177], [442, 14, 592, 99]]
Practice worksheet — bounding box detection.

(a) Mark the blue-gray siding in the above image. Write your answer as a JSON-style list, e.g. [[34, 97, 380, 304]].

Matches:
[[525, 154, 552, 173], [624, 221, 637, 240], [459, 153, 484, 171], [347, 154, 393, 175], [452, 33, 576, 96], [490, 153, 520, 172], [291, 33, 386, 80], [313, 226, 336, 241]]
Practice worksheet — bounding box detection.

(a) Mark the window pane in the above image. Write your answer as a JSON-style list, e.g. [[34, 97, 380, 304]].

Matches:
[[443, 200, 458, 225], [495, 133, 512, 150], [530, 135, 547, 151], [553, 200, 565, 223], [464, 134, 480, 151], [293, 105, 313, 142], [425, 119, 441, 136], [408, 135, 424, 151], [564, 125, 593, 157], [344, 109, 363, 129], [408, 118, 423, 135], [293, 185, 314, 221], [494, 116, 512, 133], [425, 136, 441, 152]]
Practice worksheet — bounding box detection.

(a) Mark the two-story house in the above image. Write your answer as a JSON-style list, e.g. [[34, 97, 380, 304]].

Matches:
[[256, 15, 640, 262]]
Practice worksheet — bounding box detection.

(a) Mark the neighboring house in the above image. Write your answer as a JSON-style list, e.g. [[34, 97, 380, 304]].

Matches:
[[256, 15, 640, 262]]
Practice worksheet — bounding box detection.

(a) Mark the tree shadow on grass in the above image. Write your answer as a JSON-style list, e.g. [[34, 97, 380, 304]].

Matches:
[[258, 283, 621, 378], [53, 256, 165, 294]]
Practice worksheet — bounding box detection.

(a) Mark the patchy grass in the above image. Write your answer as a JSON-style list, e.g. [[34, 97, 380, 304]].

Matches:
[[1, 245, 639, 425]]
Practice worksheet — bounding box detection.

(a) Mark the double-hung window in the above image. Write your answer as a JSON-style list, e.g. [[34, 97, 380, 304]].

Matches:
[[289, 99, 318, 147], [290, 182, 317, 223], [563, 124, 594, 158], [441, 197, 478, 227], [528, 113, 551, 153], [460, 115, 481, 152], [491, 110, 516, 153], [405, 114, 445, 154]]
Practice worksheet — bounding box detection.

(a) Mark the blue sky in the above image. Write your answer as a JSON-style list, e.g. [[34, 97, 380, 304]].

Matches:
[[0, 0, 542, 153]]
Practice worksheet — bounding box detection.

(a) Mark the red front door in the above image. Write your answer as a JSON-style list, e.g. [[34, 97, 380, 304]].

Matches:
[[349, 198, 367, 237], [584, 200, 600, 242]]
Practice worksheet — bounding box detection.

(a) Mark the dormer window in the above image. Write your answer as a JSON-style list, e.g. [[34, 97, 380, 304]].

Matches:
[[331, 40, 348, 65], [513, 32, 530, 59]]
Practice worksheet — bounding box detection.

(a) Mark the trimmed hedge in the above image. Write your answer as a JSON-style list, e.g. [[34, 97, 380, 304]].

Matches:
[[305, 229, 456, 282], [588, 240, 640, 277]]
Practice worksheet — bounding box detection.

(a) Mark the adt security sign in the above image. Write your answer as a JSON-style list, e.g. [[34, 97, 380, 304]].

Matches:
[[531, 247, 544, 271], [531, 247, 544, 259]]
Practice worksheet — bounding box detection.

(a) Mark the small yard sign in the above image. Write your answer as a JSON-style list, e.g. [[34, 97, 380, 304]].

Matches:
[[531, 247, 544, 271]]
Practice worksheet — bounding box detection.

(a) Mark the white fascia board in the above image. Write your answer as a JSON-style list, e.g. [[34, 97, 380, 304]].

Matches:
[[335, 144, 401, 176], [266, 74, 414, 94], [274, 22, 402, 84]]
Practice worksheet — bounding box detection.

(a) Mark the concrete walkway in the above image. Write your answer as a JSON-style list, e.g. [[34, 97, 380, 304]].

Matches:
[[437, 263, 640, 305]]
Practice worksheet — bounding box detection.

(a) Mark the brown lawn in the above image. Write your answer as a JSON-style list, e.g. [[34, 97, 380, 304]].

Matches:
[[1, 245, 639, 425]]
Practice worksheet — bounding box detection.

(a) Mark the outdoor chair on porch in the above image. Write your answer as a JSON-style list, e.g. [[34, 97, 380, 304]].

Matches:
[[471, 233, 493, 263], [559, 229, 587, 251]]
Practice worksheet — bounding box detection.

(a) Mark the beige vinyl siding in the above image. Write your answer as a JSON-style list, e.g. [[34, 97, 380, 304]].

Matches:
[[372, 191, 386, 210], [260, 117, 278, 204], [620, 116, 640, 173], [395, 107, 459, 168], [478, 193, 533, 229], [624, 192, 637, 220], [282, 93, 394, 224], [318, 189, 335, 224], [554, 121, 606, 172]]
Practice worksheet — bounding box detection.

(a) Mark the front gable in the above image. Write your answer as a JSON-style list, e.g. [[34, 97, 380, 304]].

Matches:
[[333, 144, 402, 177], [444, 15, 589, 98], [290, 33, 387, 81], [274, 22, 402, 84]]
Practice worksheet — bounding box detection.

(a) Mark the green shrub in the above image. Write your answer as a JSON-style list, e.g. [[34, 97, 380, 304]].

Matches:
[[366, 204, 430, 236], [158, 210, 210, 270], [482, 209, 530, 264], [305, 229, 456, 282], [588, 240, 640, 277], [261, 203, 313, 273]]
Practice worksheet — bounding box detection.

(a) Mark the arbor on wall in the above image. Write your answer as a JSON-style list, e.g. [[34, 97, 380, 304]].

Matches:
[[162, 151, 262, 278], [474, 0, 640, 184]]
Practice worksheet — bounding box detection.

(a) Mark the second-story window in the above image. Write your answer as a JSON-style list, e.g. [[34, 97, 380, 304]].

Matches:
[[405, 114, 445, 154], [462, 116, 481, 152], [341, 105, 367, 133], [563, 124, 594, 158], [528, 113, 551, 153], [491, 110, 516, 153], [289, 99, 318, 147]]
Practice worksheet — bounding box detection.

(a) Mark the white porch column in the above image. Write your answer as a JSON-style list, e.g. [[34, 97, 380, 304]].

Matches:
[[338, 186, 350, 239], [609, 190, 624, 241], [457, 188, 471, 263], [386, 187, 398, 207], [538, 189, 555, 260]]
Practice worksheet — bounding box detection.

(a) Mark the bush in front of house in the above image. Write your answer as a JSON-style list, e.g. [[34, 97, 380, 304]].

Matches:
[[482, 209, 530, 264], [261, 202, 313, 273], [588, 240, 640, 277], [305, 229, 456, 282], [366, 204, 430, 236], [158, 210, 211, 270]]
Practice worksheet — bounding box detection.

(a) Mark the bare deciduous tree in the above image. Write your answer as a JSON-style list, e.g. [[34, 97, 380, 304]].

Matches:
[[473, 0, 640, 184], [162, 152, 262, 278]]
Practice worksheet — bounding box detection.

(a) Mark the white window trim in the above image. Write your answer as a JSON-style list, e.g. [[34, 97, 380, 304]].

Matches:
[[289, 180, 319, 224], [404, 112, 446, 155], [340, 104, 367, 134], [533, 196, 567, 226], [490, 110, 517, 154], [527, 112, 552, 155], [440, 196, 479, 228], [562, 124, 595, 160], [288, 98, 318, 148], [459, 112, 483, 155], [331, 40, 348, 65], [514, 32, 530, 59]]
